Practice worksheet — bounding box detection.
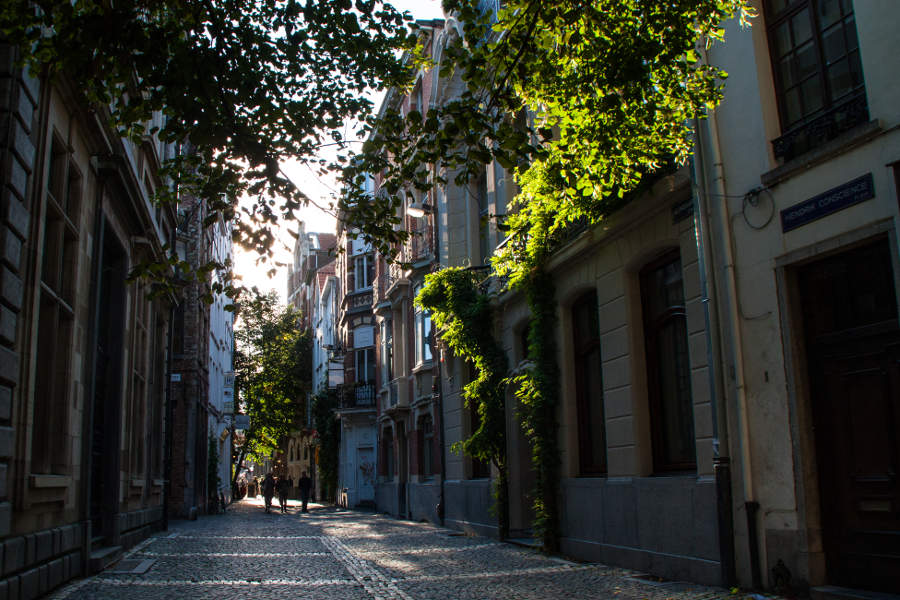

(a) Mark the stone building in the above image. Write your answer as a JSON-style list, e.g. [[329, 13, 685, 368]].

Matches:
[[0, 46, 175, 597], [694, 0, 900, 593], [335, 219, 378, 509], [167, 184, 215, 520], [205, 217, 234, 508], [364, 21, 446, 524], [283, 225, 336, 499]]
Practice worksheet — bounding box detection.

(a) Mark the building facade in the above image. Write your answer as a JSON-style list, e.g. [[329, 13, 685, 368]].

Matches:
[[696, 0, 900, 592], [206, 216, 234, 507], [0, 49, 175, 597], [335, 222, 378, 509]]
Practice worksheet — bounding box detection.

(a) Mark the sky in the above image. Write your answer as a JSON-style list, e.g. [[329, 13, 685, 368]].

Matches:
[[232, 0, 446, 301]]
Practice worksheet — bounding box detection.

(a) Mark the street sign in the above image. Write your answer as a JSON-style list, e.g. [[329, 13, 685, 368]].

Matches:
[[170, 373, 181, 382], [235, 414, 250, 430]]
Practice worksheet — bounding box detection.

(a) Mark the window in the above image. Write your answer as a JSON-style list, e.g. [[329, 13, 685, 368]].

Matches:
[[382, 428, 395, 480], [414, 283, 432, 365], [354, 254, 373, 290], [471, 169, 490, 265], [573, 291, 607, 475], [381, 318, 393, 383], [31, 136, 82, 474], [130, 287, 151, 476], [355, 348, 375, 384], [765, 0, 867, 160], [419, 415, 435, 479], [641, 251, 695, 472]]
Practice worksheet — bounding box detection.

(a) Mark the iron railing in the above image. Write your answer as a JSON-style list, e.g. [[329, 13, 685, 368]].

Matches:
[[340, 383, 376, 409], [772, 92, 869, 162]]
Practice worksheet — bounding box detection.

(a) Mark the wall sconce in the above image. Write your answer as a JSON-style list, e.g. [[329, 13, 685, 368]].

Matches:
[[407, 198, 431, 218]]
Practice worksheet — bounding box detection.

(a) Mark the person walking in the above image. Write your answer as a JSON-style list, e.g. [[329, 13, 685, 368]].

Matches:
[[262, 473, 275, 513], [298, 471, 312, 514], [277, 475, 290, 513]]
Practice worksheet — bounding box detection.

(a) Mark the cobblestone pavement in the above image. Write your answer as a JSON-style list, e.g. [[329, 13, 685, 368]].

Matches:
[[49, 498, 748, 600]]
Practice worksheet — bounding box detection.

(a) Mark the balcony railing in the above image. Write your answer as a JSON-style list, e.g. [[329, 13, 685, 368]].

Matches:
[[340, 383, 375, 409], [342, 288, 373, 312], [389, 380, 399, 408], [404, 223, 433, 265], [772, 92, 869, 162]]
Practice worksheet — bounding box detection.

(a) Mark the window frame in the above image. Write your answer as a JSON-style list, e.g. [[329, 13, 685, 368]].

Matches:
[[640, 250, 696, 474], [355, 347, 375, 385], [572, 290, 607, 476], [31, 134, 82, 475], [419, 414, 434, 479], [353, 253, 373, 290], [764, 0, 867, 157], [413, 283, 433, 366]]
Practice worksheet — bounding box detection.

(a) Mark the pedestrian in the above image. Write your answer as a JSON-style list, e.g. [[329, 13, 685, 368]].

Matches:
[[277, 475, 290, 513], [298, 471, 312, 514], [262, 473, 275, 513]]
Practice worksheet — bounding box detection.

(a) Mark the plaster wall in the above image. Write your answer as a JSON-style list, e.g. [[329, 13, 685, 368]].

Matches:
[[699, 3, 900, 588]]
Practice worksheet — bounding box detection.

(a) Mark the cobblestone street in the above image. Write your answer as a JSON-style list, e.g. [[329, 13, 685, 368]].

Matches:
[[47, 498, 748, 600]]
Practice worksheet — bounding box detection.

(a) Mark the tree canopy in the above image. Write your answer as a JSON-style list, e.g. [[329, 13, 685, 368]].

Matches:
[[0, 0, 418, 291], [232, 291, 311, 479], [342, 0, 752, 285]]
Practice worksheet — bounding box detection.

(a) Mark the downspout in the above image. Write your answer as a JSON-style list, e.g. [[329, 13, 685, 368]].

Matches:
[[697, 55, 761, 588], [162, 299, 176, 531], [690, 130, 735, 587], [431, 190, 446, 526]]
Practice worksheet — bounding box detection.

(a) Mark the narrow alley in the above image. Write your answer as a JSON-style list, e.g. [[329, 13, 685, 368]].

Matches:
[[48, 500, 741, 600]]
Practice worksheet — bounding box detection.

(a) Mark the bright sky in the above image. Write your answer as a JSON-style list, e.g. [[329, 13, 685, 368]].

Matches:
[[233, 0, 445, 301]]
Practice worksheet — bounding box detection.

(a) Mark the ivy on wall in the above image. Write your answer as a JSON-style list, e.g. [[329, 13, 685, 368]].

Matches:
[[416, 267, 511, 539], [512, 268, 562, 550]]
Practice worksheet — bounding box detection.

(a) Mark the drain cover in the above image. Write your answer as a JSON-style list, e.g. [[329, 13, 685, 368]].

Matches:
[[106, 559, 155, 574]]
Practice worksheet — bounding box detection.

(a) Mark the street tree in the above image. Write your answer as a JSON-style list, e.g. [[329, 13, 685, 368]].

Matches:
[[0, 0, 419, 293], [342, 0, 753, 550], [231, 291, 312, 487]]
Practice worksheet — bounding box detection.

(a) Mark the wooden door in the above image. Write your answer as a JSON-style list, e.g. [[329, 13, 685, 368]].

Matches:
[[800, 239, 900, 593], [812, 334, 900, 592]]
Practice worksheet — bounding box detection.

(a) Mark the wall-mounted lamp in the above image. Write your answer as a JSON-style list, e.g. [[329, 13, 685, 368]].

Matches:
[[407, 199, 431, 218]]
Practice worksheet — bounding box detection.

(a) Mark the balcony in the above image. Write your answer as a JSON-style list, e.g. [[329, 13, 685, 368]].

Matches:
[[341, 288, 373, 314], [339, 383, 376, 410], [772, 92, 869, 162], [403, 223, 433, 266]]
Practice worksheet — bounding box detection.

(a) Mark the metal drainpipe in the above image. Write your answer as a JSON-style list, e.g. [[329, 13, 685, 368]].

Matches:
[[162, 299, 176, 531], [697, 43, 762, 587], [690, 131, 736, 587]]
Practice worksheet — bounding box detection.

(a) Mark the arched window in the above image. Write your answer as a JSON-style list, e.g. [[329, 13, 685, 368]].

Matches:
[[572, 291, 606, 475], [640, 250, 695, 472]]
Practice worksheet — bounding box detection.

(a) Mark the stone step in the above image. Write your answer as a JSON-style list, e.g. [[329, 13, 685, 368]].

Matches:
[[89, 545, 122, 574], [811, 586, 900, 600]]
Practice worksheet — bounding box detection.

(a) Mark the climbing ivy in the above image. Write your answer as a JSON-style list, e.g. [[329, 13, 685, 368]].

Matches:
[[416, 268, 510, 539], [508, 269, 561, 550]]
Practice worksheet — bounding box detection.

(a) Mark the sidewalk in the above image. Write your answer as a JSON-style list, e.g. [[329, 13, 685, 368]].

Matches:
[[48, 498, 764, 599]]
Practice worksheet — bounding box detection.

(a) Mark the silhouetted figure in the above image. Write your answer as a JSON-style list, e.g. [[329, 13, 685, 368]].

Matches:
[[262, 473, 275, 513], [277, 475, 290, 513], [298, 471, 312, 513]]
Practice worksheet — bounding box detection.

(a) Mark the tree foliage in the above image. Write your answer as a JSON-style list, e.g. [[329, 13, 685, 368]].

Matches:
[[345, 0, 751, 551], [232, 291, 311, 479], [0, 0, 418, 289], [342, 0, 751, 284], [311, 386, 340, 503], [416, 267, 509, 537]]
